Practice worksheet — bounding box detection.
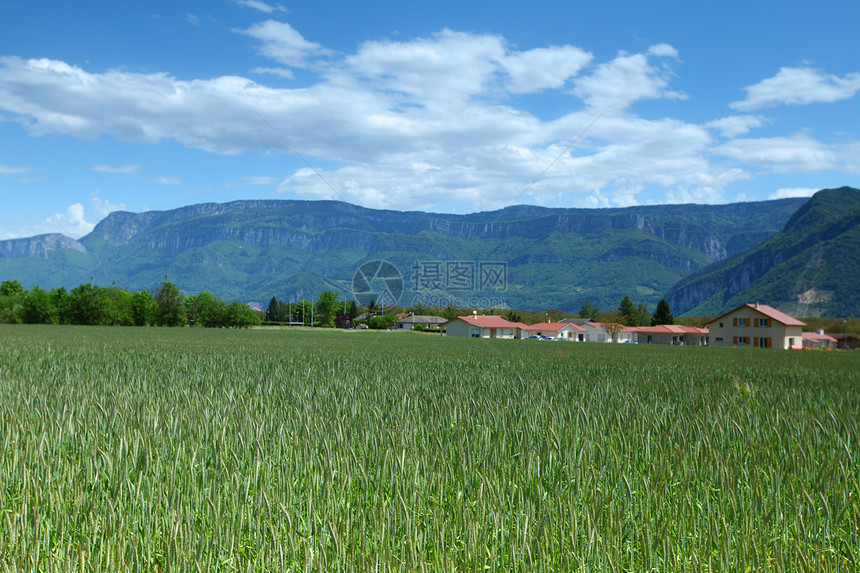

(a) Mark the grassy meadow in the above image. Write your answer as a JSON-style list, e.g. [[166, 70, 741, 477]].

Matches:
[[0, 324, 858, 571]]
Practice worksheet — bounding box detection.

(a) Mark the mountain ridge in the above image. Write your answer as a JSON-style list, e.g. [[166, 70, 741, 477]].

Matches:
[[0, 196, 812, 311], [666, 187, 860, 317]]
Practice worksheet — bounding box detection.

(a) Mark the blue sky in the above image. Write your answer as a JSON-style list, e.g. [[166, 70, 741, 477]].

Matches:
[[1, 0, 858, 239]]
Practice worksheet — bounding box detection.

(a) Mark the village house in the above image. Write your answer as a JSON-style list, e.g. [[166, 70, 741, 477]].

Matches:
[[705, 303, 805, 349], [802, 330, 839, 349], [630, 324, 709, 346], [394, 313, 447, 331], [442, 315, 528, 339], [522, 321, 586, 340], [558, 318, 614, 342]]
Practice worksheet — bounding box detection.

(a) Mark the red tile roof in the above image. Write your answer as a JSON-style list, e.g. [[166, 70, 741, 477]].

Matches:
[[444, 315, 525, 329], [705, 303, 805, 327], [524, 322, 586, 332], [630, 324, 708, 334]]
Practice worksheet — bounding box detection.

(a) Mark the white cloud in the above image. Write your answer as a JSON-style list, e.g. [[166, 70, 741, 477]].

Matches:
[[706, 115, 767, 137], [1, 27, 854, 219], [236, 0, 286, 13], [242, 176, 279, 185], [501, 46, 592, 94], [732, 67, 860, 110], [768, 187, 819, 199], [250, 66, 295, 79], [44, 203, 95, 238], [572, 44, 685, 111], [151, 175, 182, 185], [186, 13, 200, 26], [237, 20, 329, 68], [91, 163, 142, 174], [91, 191, 126, 218], [0, 163, 34, 175], [715, 133, 837, 172]]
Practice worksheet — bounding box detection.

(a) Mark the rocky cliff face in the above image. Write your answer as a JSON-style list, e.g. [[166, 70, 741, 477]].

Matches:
[[666, 187, 860, 317], [0, 234, 86, 259]]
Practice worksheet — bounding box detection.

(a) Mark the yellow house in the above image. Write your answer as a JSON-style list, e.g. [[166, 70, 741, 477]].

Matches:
[[705, 303, 805, 349]]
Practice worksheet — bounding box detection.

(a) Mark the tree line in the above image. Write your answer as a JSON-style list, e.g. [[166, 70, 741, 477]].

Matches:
[[0, 279, 260, 328]]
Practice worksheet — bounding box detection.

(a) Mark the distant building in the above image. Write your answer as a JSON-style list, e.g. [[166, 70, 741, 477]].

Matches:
[[802, 331, 838, 349], [630, 324, 709, 346], [523, 322, 587, 340], [706, 303, 805, 349], [442, 315, 528, 339], [394, 313, 447, 330]]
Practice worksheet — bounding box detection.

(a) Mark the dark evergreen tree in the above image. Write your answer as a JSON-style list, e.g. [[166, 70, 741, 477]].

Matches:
[[618, 296, 636, 325], [651, 299, 675, 326]]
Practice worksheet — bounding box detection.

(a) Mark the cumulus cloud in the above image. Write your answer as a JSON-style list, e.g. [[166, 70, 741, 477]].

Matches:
[[706, 115, 767, 137], [91, 191, 127, 219], [732, 67, 860, 110], [238, 20, 330, 67], [714, 133, 837, 172], [501, 46, 592, 94], [91, 163, 142, 174], [573, 45, 685, 111], [768, 187, 819, 199], [44, 203, 95, 238], [0, 25, 854, 217]]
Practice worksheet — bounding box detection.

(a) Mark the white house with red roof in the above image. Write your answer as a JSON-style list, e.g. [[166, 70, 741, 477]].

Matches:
[[630, 324, 709, 346], [705, 303, 805, 349], [442, 315, 528, 339], [522, 321, 586, 340]]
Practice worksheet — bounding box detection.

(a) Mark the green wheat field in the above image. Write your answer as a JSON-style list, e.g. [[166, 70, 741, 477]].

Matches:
[[1, 324, 858, 571]]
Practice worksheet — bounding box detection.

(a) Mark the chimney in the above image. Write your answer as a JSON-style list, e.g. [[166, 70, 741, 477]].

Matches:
[[755, 301, 759, 309]]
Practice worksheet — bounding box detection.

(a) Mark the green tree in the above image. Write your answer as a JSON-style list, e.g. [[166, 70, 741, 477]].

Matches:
[[153, 282, 186, 327], [314, 290, 340, 327], [224, 302, 261, 328], [618, 296, 636, 326], [0, 279, 24, 297], [368, 313, 397, 330], [186, 291, 227, 327], [131, 290, 155, 326], [504, 310, 523, 323], [51, 287, 72, 325], [103, 286, 134, 326], [69, 284, 109, 325], [441, 303, 459, 321], [651, 299, 675, 326], [347, 299, 358, 320], [21, 286, 57, 324], [634, 303, 650, 328], [292, 300, 312, 325], [579, 300, 600, 320], [0, 279, 26, 323]]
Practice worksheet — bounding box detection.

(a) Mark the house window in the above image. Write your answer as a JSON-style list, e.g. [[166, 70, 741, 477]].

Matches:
[[737, 318, 748, 327], [719, 322, 723, 328], [715, 337, 723, 342], [733, 336, 750, 345], [471, 329, 481, 338], [756, 318, 770, 328]]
